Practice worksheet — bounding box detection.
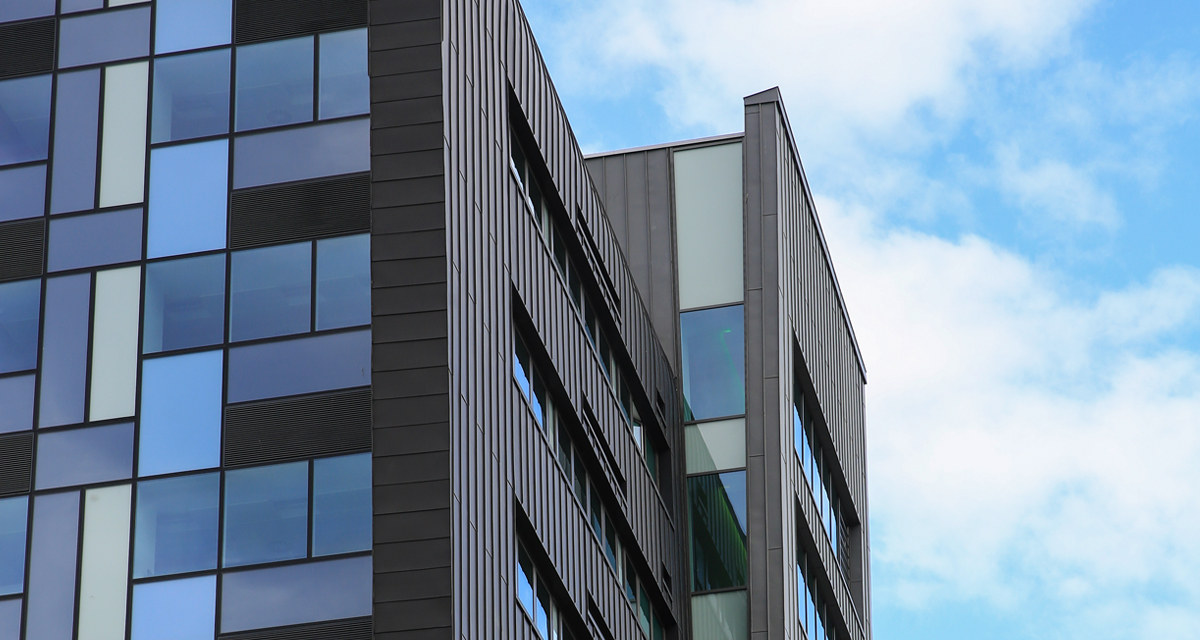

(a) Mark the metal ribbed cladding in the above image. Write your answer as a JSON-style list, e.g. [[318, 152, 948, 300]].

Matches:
[[0, 432, 33, 497], [230, 173, 370, 249], [234, 0, 368, 44], [224, 387, 371, 467], [0, 19, 55, 79], [219, 617, 372, 640], [0, 219, 45, 281]]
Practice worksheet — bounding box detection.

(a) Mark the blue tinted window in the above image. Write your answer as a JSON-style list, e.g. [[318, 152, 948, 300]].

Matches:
[[152, 49, 231, 143], [144, 254, 226, 354], [235, 37, 313, 132], [312, 453, 371, 556], [0, 164, 45, 222], [58, 6, 151, 68], [148, 140, 229, 259], [0, 374, 34, 433], [688, 470, 747, 591], [36, 423, 134, 490], [134, 473, 219, 578], [316, 234, 370, 330], [139, 351, 223, 477], [227, 329, 370, 403], [0, 496, 28, 596], [230, 242, 311, 342], [0, 0, 54, 22], [318, 29, 368, 119], [223, 462, 308, 568], [50, 69, 100, 214], [48, 208, 143, 272], [38, 275, 90, 427], [156, 0, 231, 54], [60, 0, 102, 14], [233, 118, 369, 188], [220, 556, 371, 633], [680, 304, 745, 421], [0, 74, 51, 166], [0, 599, 18, 640], [0, 279, 40, 374], [26, 492, 78, 640], [131, 576, 215, 640]]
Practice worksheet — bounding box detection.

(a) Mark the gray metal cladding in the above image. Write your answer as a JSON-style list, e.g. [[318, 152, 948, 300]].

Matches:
[[230, 174, 371, 249], [223, 388, 372, 467], [0, 219, 44, 281], [235, 0, 369, 44], [219, 617, 373, 640], [0, 18, 54, 79], [0, 432, 33, 496]]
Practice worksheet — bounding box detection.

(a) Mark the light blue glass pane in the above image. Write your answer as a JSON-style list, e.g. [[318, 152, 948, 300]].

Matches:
[[134, 473, 219, 578], [223, 462, 308, 568], [144, 254, 226, 354], [227, 329, 370, 403], [0, 496, 28, 596], [131, 576, 215, 640], [680, 304, 745, 421], [48, 208, 143, 271], [38, 275, 90, 427], [312, 453, 370, 556], [148, 140, 229, 259], [36, 422, 134, 490], [58, 6, 151, 68], [50, 69, 100, 214], [0, 375, 33, 433], [230, 242, 311, 342], [0, 74, 51, 166], [156, 0, 231, 54], [0, 599, 19, 640], [0, 164, 45, 222], [61, 0, 102, 14], [139, 351, 223, 477], [233, 118, 369, 188], [0, 278, 40, 374], [220, 556, 371, 633], [235, 37, 313, 132], [318, 29, 368, 120], [316, 234, 369, 330], [0, 0, 54, 22], [152, 49, 231, 144], [26, 492, 79, 640]]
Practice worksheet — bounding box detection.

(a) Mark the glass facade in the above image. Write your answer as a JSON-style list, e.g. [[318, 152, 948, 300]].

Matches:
[[0, 3, 371, 637]]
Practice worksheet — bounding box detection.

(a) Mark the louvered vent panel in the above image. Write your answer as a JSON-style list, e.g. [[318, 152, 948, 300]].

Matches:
[[230, 174, 370, 249], [0, 19, 55, 79], [234, 0, 368, 44], [219, 617, 372, 640], [224, 387, 371, 466], [0, 433, 33, 497], [0, 219, 44, 281]]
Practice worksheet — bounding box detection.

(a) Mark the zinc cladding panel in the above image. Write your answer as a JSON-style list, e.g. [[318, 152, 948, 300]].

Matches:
[[443, 1, 687, 639], [368, 1, 452, 639]]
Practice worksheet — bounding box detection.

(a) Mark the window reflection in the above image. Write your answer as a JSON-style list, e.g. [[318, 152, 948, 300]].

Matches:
[[0, 74, 51, 166], [230, 242, 312, 342], [0, 278, 41, 374], [134, 473, 220, 578], [688, 470, 747, 592], [235, 36, 314, 132], [223, 461, 308, 567], [152, 48, 231, 143], [680, 304, 745, 421]]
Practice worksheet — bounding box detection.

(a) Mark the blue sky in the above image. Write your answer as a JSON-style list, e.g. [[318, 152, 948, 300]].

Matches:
[[521, 1, 1200, 638]]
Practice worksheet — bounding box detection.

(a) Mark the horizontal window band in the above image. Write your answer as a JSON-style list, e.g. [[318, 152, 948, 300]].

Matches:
[[218, 616, 372, 640], [234, 0, 367, 44], [224, 387, 371, 467], [230, 173, 370, 249]]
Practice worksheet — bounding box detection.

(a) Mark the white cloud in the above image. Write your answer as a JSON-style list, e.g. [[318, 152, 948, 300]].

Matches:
[[994, 144, 1120, 230]]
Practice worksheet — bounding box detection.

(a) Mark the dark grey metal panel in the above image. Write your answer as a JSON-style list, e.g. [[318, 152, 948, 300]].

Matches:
[[0, 432, 32, 496], [0, 18, 54, 79], [0, 219, 44, 281], [230, 174, 371, 249], [235, 0, 368, 44], [224, 388, 372, 466]]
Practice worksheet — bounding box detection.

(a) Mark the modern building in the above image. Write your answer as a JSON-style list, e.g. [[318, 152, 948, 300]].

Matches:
[[0, 0, 869, 639]]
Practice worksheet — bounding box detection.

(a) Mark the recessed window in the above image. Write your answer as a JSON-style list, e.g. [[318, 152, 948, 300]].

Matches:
[[680, 304, 745, 421], [144, 253, 226, 354], [0, 278, 41, 374], [318, 29, 369, 119], [223, 461, 308, 567], [0, 495, 28, 596], [315, 234, 370, 330], [133, 473, 220, 578], [148, 140, 229, 259], [235, 36, 314, 132], [0, 74, 51, 167], [312, 453, 371, 556], [131, 575, 216, 640], [230, 241, 312, 342], [152, 49, 231, 143], [689, 470, 747, 592], [155, 0, 231, 55], [139, 350, 223, 477]]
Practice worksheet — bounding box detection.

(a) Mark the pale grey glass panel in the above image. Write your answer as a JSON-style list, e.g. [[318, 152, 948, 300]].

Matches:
[[147, 140, 228, 258], [144, 254, 225, 354], [156, 0, 231, 54], [38, 275, 90, 427], [674, 143, 744, 309], [685, 418, 746, 474], [0, 0, 54, 22], [0, 496, 27, 595], [0, 278, 40, 374], [134, 473, 219, 578], [680, 304, 745, 421], [47, 208, 143, 272], [0, 74, 51, 166], [58, 7, 151, 69], [139, 351, 222, 477], [0, 599, 19, 640], [235, 37, 313, 132], [152, 49, 230, 144], [691, 590, 748, 640], [131, 576, 215, 640], [316, 234, 369, 330], [49, 69, 100, 214], [226, 329, 370, 403], [36, 423, 134, 490], [60, 0, 102, 14], [318, 29, 368, 119], [0, 374, 34, 433], [222, 462, 308, 568], [230, 242, 311, 342], [232, 118, 369, 188], [0, 164, 45, 222], [27, 491, 79, 640], [312, 453, 371, 556], [220, 556, 371, 633]]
